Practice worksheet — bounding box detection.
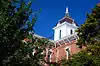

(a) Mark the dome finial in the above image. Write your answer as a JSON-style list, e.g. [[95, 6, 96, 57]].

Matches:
[[66, 7, 68, 14], [65, 7, 69, 17]]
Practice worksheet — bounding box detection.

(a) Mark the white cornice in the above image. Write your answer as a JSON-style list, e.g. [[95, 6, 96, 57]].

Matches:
[[53, 22, 67, 30], [53, 21, 78, 30]]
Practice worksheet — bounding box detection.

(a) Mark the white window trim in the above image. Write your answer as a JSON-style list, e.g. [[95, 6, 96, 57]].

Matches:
[[49, 49, 52, 62], [64, 47, 70, 59]]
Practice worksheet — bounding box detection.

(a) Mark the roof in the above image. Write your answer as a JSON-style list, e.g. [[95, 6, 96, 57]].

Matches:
[[59, 16, 78, 26], [33, 34, 55, 42], [59, 17, 73, 24]]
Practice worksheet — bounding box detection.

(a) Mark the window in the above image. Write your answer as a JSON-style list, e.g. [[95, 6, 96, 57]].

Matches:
[[65, 48, 70, 59], [66, 48, 70, 56], [70, 29, 73, 35], [59, 30, 61, 39], [48, 49, 52, 62]]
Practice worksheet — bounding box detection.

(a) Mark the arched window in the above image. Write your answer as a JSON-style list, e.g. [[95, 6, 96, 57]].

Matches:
[[70, 29, 73, 35], [65, 47, 70, 59], [59, 30, 61, 39]]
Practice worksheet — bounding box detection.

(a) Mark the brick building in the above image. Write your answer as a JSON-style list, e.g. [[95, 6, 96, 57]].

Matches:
[[45, 7, 85, 63], [23, 7, 85, 65]]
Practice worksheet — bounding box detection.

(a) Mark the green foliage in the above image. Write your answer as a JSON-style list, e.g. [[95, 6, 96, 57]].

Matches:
[[77, 3, 100, 46], [0, 0, 40, 65], [0, 0, 10, 8], [60, 3, 100, 66], [62, 43, 100, 66], [3, 33, 54, 66], [0, 0, 53, 66]]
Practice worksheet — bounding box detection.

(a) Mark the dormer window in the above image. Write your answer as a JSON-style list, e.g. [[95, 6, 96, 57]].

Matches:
[[70, 29, 73, 35]]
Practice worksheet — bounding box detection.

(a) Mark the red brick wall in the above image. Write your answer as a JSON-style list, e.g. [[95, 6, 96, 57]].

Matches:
[[50, 40, 83, 62]]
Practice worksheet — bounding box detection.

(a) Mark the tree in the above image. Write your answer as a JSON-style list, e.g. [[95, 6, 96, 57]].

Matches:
[[0, 0, 54, 65], [60, 3, 100, 66], [0, 0, 40, 65], [77, 3, 100, 46], [0, 0, 9, 8], [3, 33, 54, 66]]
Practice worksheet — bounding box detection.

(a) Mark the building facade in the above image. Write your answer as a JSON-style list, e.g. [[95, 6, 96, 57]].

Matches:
[[23, 7, 85, 65], [45, 7, 85, 63]]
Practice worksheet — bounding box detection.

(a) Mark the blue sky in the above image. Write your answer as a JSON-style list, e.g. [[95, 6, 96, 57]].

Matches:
[[31, 0, 98, 39]]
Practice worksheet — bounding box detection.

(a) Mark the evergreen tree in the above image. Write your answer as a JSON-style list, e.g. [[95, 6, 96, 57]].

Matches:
[[0, 0, 40, 65], [0, 0, 54, 65], [60, 3, 100, 66], [3, 33, 54, 66], [77, 3, 100, 46]]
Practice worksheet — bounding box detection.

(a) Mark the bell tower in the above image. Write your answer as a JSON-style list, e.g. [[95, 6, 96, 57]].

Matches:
[[53, 7, 78, 41]]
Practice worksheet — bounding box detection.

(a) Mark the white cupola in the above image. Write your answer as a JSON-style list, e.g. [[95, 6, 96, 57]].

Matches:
[[53, 7, 78, 41]]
